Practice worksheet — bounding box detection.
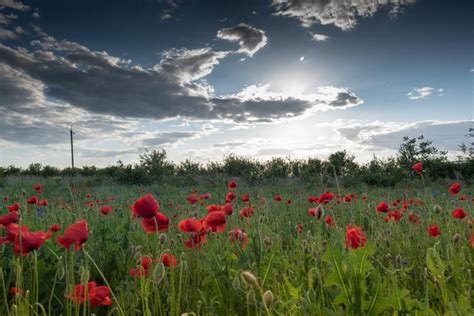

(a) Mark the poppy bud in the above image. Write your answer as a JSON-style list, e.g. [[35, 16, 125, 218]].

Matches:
[[242, 271, 258, 286], [263, 236, 271, 246], [452, 233, 461, 243], [232, 276, 240, 289], [316, 205, 324, 219], [432, 205, 442, 213], [246, 289, 256, 305], [263, 290, 274, 307], [159, 234, 167, 244]]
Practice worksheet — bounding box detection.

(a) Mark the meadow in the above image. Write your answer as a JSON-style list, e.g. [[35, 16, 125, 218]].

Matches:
[[0, 164, 472, 316]]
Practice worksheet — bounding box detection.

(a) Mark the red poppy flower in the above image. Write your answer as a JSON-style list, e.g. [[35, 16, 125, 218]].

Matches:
[[324, 215, 335, 227], [408, 213, 420, 225], [140, 212, 170, 233], [178, 218, 203, 233], [56, 220, 88, 251], [427, 225, 440, 237], [6, 202, 20, 212], [34, 183, 42, 194], [204, 211, 226, 233], [376, 201, 390, 213], [9, 287, 23, 297], [13, 229, 52, 256], [451, 208, 467, 219], [184, 233, 207, 249], [471, 231, 474, 248], [100, 205, 112, 215], [459, 195, 465, 201], [308, 208, 317, 217], [274, 195, 282, 202], [448, 183, 460, 195], [296, 223, 303, 234], [67, 281, 111, 306], [205, 204, 222, 213], [343, 194, 354, 203], [384, 210, 402, 223], [161, 253, 177, 268], [26, 196, 38, 205], [345, 225, 367, 250], [129, 256, 153, 278], [411, 162, 423, 175], [227, 180, 237, 190], [222, 203, 234, 216], [186, 194, 199, 205], [318, 192, 334, 204], [229, 228, 249, 250], [286, 199, 292, 205], [241, 194, 250, 203], [49, 223, 60, 232], [88, 283, 112, 306], [239, 206, 254, 218], [0, 211, 19, 226], [225, 191, 237, 203], [199, 193, 211, 200], [131, 194, 159, 218], [37, 199, 48, 207]]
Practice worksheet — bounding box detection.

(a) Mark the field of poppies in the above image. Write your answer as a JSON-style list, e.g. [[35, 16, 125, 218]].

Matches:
[[0, 163, 473, 316]]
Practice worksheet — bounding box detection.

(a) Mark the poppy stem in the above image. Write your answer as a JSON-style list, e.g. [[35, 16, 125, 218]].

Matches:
[[82, 248, 125, 316]]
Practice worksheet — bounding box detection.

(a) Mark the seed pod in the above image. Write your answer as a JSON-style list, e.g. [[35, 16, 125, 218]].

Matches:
[[452, 233, 461, 243], [159, 234, 167, 244], [263, 290, 274, 307], [242, 271, 258, 286]]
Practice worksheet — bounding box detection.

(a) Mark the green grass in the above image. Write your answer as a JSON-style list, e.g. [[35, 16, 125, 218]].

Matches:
[[0, 176, 472, 315]]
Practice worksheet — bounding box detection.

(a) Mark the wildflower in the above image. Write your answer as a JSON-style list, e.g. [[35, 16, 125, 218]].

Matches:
[[324, 215, 335, 227], [229, 228, 249, 250], [13, 228, 52, 256], [296, 223, 303, 234], [26, 196, 38, 205], [186, 194, 199, 205], [56, 220, 88, 251], [239, 206, 254, 218], [345, 225, 367, 250], [448, 183, 460, 195], [274, 195, 282, 202], [204, 211, 226, 233], [408, 213, 420, 225], [100, 205, 112, 215], [411, 162, 423, 175], [241, 194, 250, 203], [34, 183, 42, 194], [0, 212, 19, 226], [427, 225, 440, 237], [140, 212, 170, 233], [227, 180, 237, 190], [131, 194, 159, 218], [49, 223, 60, 232], [6, 202, 20, 212], [225, 191, 237, 203], [222, 203, 234, 216], [161, 253, 177, 268], [205, 204, 222, 213], [67, 281, 111, 306], [376, 201, 390, 213], [451, 208, 467, 219]]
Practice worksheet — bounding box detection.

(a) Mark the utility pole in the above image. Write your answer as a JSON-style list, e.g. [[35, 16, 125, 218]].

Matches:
[[70, 125, 75, 169]]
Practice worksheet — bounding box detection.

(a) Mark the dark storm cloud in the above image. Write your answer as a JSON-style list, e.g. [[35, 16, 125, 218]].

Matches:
[[328, 92, 362, 107], [271, 0, 416, 30], [0, 36, 360, 125], [216, 23, 267, 56]]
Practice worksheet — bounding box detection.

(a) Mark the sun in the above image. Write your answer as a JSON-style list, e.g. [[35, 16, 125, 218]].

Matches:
[[271, 69, 314, 99]]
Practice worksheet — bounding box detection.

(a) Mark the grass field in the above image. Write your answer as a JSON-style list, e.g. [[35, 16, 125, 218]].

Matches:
[[0, 172, 472, 315]]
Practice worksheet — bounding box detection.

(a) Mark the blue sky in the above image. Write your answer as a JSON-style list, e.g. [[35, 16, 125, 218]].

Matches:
[[0, 0, 472, 167]]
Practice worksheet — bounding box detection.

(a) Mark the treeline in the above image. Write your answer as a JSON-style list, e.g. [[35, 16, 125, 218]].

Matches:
[[1, 136, 473, 187]]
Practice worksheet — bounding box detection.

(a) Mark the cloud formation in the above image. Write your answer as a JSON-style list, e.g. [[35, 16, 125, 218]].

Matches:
[[272, 0, 416, 30], [406, 87, 434, 100], [217, 23, 267, 56]]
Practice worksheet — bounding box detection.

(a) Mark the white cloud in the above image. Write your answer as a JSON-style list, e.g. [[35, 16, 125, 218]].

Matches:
[[407, 86, 434, 100], [0, 27, 16, 39], [310, 32, 330, 42], [272, 0, 416, 30], [217, 23, 267, 56]]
